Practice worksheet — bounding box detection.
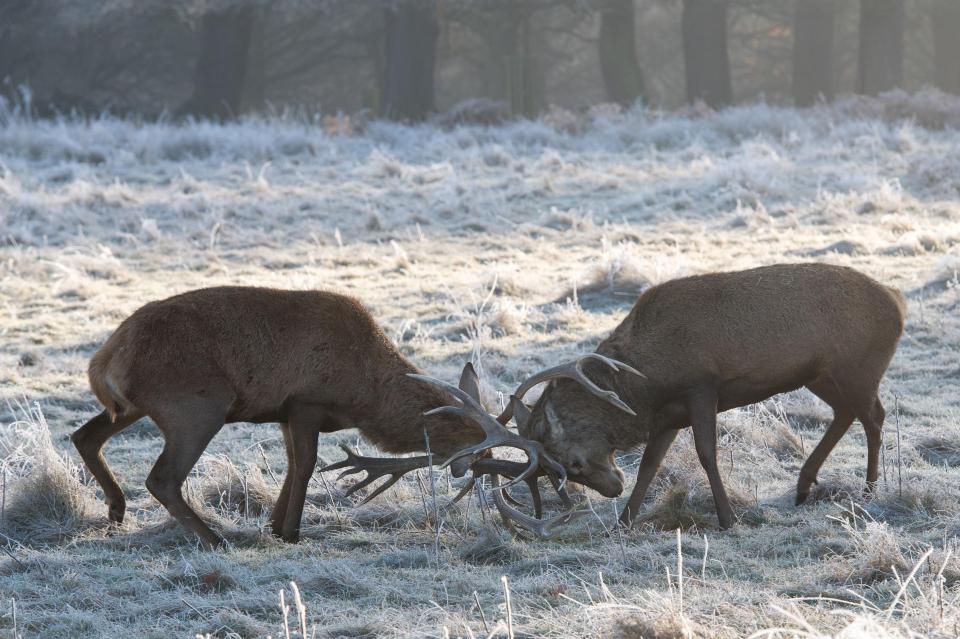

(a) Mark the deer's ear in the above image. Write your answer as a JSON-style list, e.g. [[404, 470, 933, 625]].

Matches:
[[458, 362, 481, 403], [513, 397, 536, 438]]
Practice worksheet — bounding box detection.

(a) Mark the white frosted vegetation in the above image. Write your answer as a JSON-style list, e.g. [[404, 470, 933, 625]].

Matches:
[[2, 90, 960, 637]]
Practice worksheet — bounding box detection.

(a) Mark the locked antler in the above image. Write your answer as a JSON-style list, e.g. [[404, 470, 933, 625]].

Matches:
[[496, 353, 644, 424], [488, 474, 587, 539], [407, 373, 567, 490]]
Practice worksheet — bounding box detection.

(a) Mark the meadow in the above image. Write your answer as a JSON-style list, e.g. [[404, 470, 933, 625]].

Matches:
[[1, 91, 959, 638]]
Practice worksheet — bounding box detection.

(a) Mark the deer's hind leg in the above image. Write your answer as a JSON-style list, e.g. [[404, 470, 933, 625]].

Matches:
[[860, 396, 886, 496], [797, 374, 872, 505], [145, 398, 228, 549], [72, 409, 143, 524], [268, 422, 296, 538]]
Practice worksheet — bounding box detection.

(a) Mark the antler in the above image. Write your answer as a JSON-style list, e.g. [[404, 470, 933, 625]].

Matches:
[[317, 444, 432, 505], [447, 457, 578, 518], [407, 373, 567, 490], [496, 353, 645, 424], [488, 474, 587, 539]]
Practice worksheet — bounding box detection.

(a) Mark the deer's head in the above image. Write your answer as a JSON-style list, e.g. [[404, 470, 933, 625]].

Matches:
[[411, 355, 642, 537], [502, 354, 644, 498]]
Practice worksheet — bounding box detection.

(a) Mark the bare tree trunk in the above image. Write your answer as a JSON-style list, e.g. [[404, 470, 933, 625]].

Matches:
[[241, 6, 269, 113], [517, 11, 545, 117], [178, 7, 254, 120], [598, 0, 646, 107], [792, 0, 835, 106], [932, 0, 960, 94], [381, 1, 439, 122], [857, 0, 904, 95], [681, 0, 732, 108], [477, 4, 544, 118]]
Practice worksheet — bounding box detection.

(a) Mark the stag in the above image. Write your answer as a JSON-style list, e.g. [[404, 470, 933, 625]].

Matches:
[[72, 287, 576, 548], [499, 263, 906, 530]]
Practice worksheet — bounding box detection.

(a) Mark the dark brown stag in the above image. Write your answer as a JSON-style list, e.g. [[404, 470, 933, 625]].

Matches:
[[502, 263, 906, 529], [73, 287, 574, 548]]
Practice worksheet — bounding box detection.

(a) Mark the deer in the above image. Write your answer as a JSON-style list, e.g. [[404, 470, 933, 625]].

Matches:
[[490, 263, 907, 532], [73, 286, 592, 548]]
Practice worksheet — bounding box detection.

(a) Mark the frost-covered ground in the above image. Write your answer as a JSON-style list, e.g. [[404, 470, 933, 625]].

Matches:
[[2, 90, 960, 638]]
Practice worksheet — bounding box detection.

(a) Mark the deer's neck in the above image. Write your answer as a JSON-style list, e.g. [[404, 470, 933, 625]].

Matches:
[[594, 344, 658, 451], [357, 359, 483, 458]]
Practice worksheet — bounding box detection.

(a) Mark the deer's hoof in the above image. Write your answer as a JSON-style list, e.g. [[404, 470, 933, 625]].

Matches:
[[107, 498, 125, 524], [795, 473, 819, 506]]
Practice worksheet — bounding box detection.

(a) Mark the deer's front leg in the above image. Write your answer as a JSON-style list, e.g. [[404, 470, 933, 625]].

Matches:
[[618, 427, 680, 527], [688, 389, 733, 529]]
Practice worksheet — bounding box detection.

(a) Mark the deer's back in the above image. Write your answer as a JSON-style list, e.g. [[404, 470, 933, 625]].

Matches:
[[604, 264, 905, 399], [89, 287, 393, 418]]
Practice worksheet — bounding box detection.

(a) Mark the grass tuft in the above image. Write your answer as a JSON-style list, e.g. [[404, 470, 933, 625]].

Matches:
[[2, 403, 101, 544], [459, 528, 524, 565]]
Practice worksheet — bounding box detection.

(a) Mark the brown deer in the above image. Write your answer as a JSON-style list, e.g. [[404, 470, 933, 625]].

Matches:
[[496, 263, 907, 531], [72, 287, 574, 548]]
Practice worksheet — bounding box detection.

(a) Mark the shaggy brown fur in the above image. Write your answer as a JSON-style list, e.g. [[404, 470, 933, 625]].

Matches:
[[74, 287, 481, 547], [521, 263, 906, 529]]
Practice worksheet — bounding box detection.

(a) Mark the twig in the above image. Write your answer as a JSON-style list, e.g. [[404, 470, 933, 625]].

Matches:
[[895, 396, 902, 498], [290, 581, 307, 638], [881, 417, 888, 493], [11, 597, 18, 639], [484, 621, 508, 639], [315, 463, 344, 526], [424, 428, 442, 567], [2, 544, 25, 569], [279, 589, 291, 639], [936, 548, 951, 623], [242, 469, 249, 522], [476, 476, 489, 526], [701, 534, 709, 583], [501, 575, 515, 639], [473, 590, 490, 634], [676, 528, 684, 614], [257, 443, 281, 488], [180, 596, 210, 621], [416, 473, 431, 525], [612, 500, 627, 567], [885, 547, 933, 621]]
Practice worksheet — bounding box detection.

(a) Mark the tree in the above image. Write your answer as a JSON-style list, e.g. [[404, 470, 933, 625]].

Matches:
[[178, 6, 256, 119], [792, 0, 835, 106], [451, 1, 546, 118], [681, 0, 731, 108], [932, 0, 960, 94], [598, 0, 646, 107], [857, 0, 904, 95], [240, 5, 270, 112], [381, 0, 439, 121]]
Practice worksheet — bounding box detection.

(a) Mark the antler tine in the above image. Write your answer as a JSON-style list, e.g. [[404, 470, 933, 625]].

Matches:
[[489, 475, 586, 539], [446, 470, 537, 513], [317, 444, 432, 505], [496, 353, 645, 423], [468, 458, 548, 517], [408, 373, 567, 490]]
